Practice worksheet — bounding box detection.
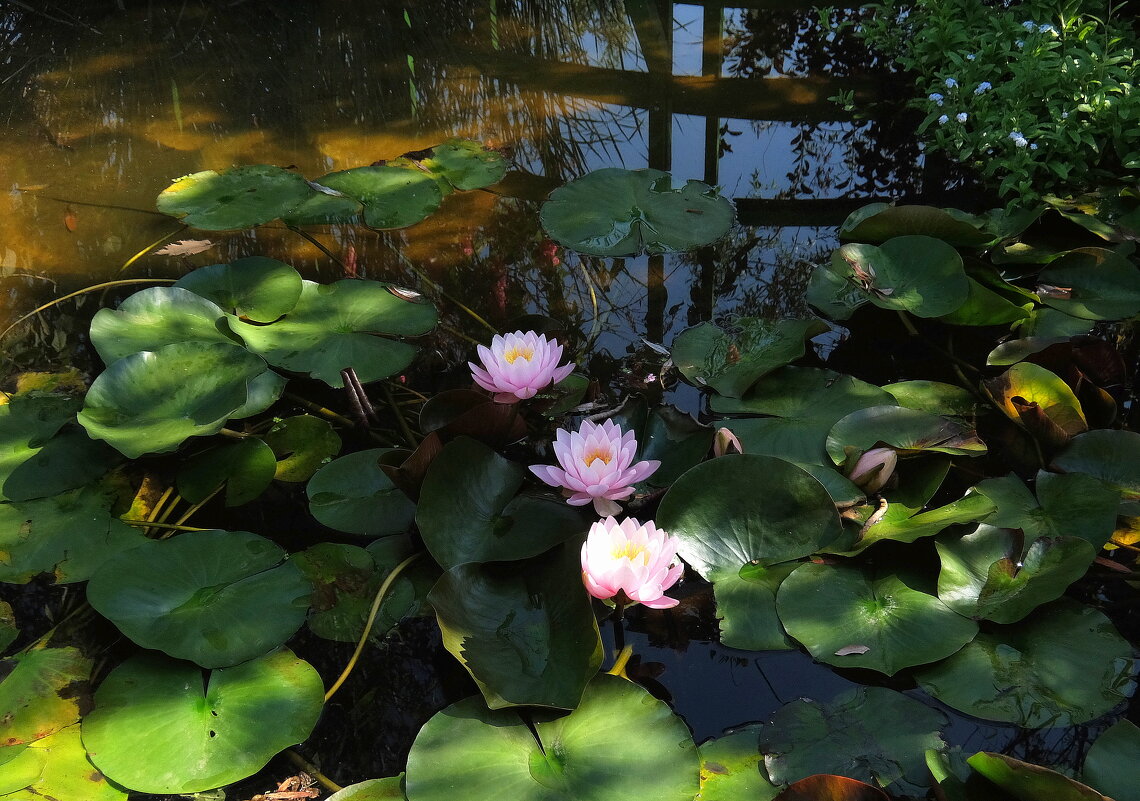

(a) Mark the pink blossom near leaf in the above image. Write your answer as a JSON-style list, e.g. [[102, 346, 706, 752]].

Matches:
[[581, 516, 683, 609], [529, 418, 660, 517], [846, 446, 897, 493], [468, 330, 575, 403]]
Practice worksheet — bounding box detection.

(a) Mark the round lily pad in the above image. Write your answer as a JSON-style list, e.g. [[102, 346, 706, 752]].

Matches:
[[404, 674, 700, 801], [540, 167, 735, 256], [88, 287, 237, 366], [776, 562, 978, 675], [157, 165, 314, 230], [1037, 247, 1140, 320], [263, 414, 342, 482], [228, 280, 438, 387], [3, 724, 126, 801], [307, 449, 416, 536], [696, 726, 777, 801], [1082, 720, 1140, 801], [85, 530, 312, 668], [840, 203, 995, 247], [916, 600, 1135, 727], [420, 139, 509, 190], [283, 165, 443, 228], [0, 647, 91, 747], [174, 257, 304, 323], [826, 406, 987, 463], [176, 437, 277, 507], [78, 342, 273, 458], [81, 649, 324, 794], [881, 381, 982, 417], [1052, 429, 1140, 500], [970, 471, 1119, 548], [760, 687, 947, 794], [983, 362, 1087, 444]]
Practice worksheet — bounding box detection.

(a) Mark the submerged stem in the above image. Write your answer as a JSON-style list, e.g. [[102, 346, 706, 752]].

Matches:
[[0, 278, 176, 343], [285, 750, 343, 793]]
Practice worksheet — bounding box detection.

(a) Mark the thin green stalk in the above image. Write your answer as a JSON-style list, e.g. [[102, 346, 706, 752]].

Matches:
[[120, 520, 208, 532], [0, 278, 176, 343], [117, 226, 185, 273], [285, 750, 343, 793], [382, 382, 419, 447]]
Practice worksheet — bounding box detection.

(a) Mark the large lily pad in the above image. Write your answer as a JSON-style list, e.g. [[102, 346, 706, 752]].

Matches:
[[81, 649, 324, 794], [157, 165, 314, 230], [540, 168, 734, 256], [1036, 247, 1140, 320], [0, 724, 126, 801], [0, 648, 91, 747], [696, 726, 777, 801], [174, 257, 304, 323], [264, 415, 342, 482], [712, 367, 894, 464], [88, 287, 237, 365], [85, 530, 312, 668], [283, 165, 442, 228], [606, 397, 714, 489], [760, 687, 947, 794], [428, 544, 601, 710], [840, 204, 996, 247], [177, 437, 277, 506], [826, 406, 987, 463], [1082, 720, 1140, 801], [307, 449, 416, 536], [0, 486, 145, 584], [776, 563, 978, 675], [881, 381, 981, 417], [417, 437, 585, 570], [970, 471, 1118, 548], [967, 752, 1108, 801], [671, 318, 830, 399], [418, 139, 509, 191], [78, 342, 275, 458], [710, 562, 798, 651], [916, 600, 1135, 727], [404, 674, 700, 800], [228, 280, 438, 387], [983, 362, 1087, 447], [936, 525, 1096, 623], [1052, 429, 1140, 500]]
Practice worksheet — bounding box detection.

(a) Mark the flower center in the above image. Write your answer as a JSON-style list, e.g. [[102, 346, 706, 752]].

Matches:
[[611, 541, 650, 564], [502, 346, 534, 364], [582, 446, 613, 467]]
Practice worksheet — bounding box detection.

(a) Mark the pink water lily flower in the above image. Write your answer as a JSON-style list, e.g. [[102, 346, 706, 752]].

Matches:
[[581, 516, 683, 609], [469, 330, 575, 403], [847, 446, 897, 493], [530, 419, 660, 517]]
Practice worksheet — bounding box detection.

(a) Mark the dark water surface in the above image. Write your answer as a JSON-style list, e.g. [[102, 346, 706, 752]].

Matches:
[[2, 1, 1125, 796]]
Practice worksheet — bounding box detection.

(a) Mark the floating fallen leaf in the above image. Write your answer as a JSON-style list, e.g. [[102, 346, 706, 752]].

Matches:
[[155, 239, 214, 256], [835, 644, 871, 656], [63, 207, 77, 232]]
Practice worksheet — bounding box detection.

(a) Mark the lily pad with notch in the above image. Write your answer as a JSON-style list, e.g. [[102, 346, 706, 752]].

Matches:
[[156, 165, 315, 231], [1036, 247, 1140, 320], [1, 724, 125, 801], [696, 725, 778, 801], [404, 674, 699, 800], [177, 437, 277, 507], [0, 647, 91, 747], [827, 406, 987, 464], [306, 449, 416, 537], [282, 165, 443, 228], [1082, 719, 1140, 801], [174, 257, 304, 323], [840, 203, 997, 247], [967, 752, 1109, 801], [1052, 429, 1140, 500], [983, 362, 1087, 449], [263, 414, 342, 483], [540, 167, 735, 256], [85, 529, 312, 668]]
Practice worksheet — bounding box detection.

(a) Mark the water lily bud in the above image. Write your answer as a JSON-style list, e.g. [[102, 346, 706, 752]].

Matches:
[[581, 517, 683, 609], [529, 419, 660, 517], [469, 330, 575, 403], [847, 447, 897, 493], [713, 427, 743, 457]]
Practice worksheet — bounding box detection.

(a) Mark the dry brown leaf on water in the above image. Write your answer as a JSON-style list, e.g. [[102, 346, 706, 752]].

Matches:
[[834, 644, 871, 656], [155, 239, 214, 256], [63, 207, 78, 232]]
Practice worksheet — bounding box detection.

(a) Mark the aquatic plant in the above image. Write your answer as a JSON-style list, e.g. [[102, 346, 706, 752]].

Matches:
[[468, 330, 575, 402], [580, 516, 683, 609]]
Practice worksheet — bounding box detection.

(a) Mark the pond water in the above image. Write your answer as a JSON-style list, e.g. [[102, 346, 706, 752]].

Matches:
[[1, 1, 1135, 797]]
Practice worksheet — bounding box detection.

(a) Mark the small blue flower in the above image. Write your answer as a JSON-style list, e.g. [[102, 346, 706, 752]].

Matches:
[[938, 114, 949, 124], [1038, 23, 1054, 33], [1030, 143, 1038, 150], [966, 53, 977, 61], [1016, 39, 1026, 48], [929, 92, 944, 105], [956, 112, 968, 122], [1061, 111, 1070, 119], [945, 77, 958, 88], [974, 82, 992, 94], [1021, 20, 1037, 30], [1013, 136, 1029, 148]]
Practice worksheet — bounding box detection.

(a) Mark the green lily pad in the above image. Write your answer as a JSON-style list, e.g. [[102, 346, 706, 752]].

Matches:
[[228, 280, 438, 387], [816, 236, 970, 318], [263, 415, 341, 482], [78, 342, 275, 458], [711, 563, 798, 651], [1082, 720, 1140, 801], [696, 726, 777, 801], [0, 394, 119, 503], [0, 486, 146, 584], [283, 166, 443, 228], [81, 649, 324, 794], [1052, 430, 1140, 500], [606, 397, 714, 489], [827, 406, 986, 464], [712, 367, 894, 464], [916, 600, 1135, 727], [0, 745, 46, 795], [157, 165, 314, 230], [419, 139, 509, 191], [987, 337, 1070, 366], [967, 752, 1108, 801], [307, 449, 416, 536], [0, 648, 91, 747], [983, 363, 1087, 446], [835, 491, 997, 555], [760, 687, 947, 794], [840, 204, 996, 247], [938, 277, 1032, 326], [0, 603, 15, 654], [1016, 307, 1096, 338], [404, 674, 699, 800], [671, 318, 830, 398], [0, 725, 126, 801], [540, 167, 735, 256], [177, 437, 277, 506], [1036, 248, 1140, 320], [417, 437, 585, 570], [881, 381, 981, 417], [89, 287, 237, 366], [428, 544, 602, 710], [936, 525, 1096, 623], [85, 530, 312, 668], [174, 257, 304, 323], [327, 777, 407, 800], [777, 563, 978, 675], [971, 471, 1119, 548]]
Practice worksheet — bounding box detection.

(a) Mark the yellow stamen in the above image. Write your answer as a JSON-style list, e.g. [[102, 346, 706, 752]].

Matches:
[[611, 541, 650, 564], [502, 346, 534, 364], [583, 447, 613, 467]]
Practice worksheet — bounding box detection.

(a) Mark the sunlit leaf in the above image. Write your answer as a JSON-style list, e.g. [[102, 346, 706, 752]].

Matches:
[[157, 165, 314, 230]]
